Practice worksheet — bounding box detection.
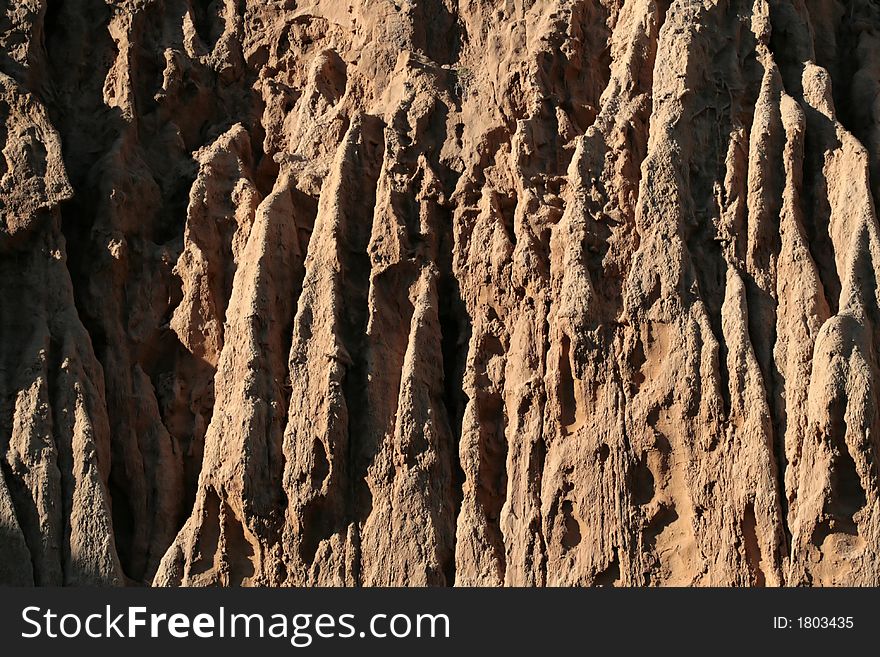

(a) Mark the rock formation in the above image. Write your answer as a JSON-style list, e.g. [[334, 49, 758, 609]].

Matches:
[[1, 0, 880, 586]]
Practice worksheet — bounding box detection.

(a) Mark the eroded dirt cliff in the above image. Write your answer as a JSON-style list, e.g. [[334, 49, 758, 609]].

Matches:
[[1, 0, 880, 586]]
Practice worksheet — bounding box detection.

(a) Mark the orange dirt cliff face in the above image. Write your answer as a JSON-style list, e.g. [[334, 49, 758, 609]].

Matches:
[[1, 0, 879, 587]]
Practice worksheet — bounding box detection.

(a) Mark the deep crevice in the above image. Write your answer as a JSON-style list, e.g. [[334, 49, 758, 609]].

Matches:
[[437, 205, 469, 587]]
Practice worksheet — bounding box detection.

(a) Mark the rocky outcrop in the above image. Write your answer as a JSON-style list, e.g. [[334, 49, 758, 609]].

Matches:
[[1, 0, 880, 586]]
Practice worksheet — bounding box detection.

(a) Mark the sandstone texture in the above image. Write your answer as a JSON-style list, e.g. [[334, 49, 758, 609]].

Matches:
[[1, 0, 880, 587]]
